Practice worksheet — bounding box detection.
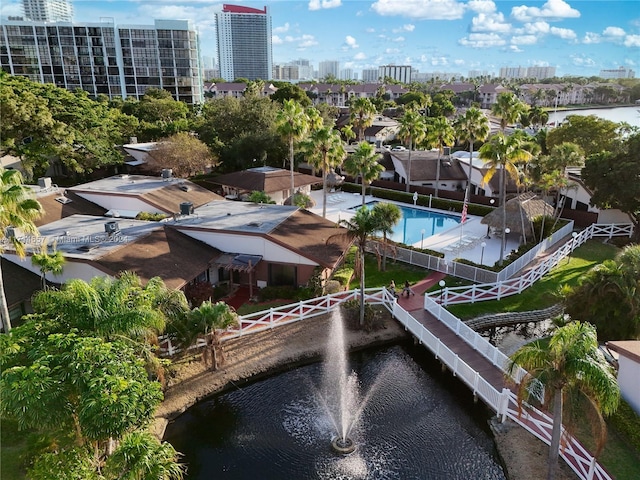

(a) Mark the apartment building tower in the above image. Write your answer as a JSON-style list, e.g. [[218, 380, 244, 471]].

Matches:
[[318, 60, 339, 80], [599, 66, 635, 79], [361, 68, 379, 83], [0, 18, 203, 103], [378, 65, 411, 84], [216, 4, 272, 81], [22, 0, 72, 22]]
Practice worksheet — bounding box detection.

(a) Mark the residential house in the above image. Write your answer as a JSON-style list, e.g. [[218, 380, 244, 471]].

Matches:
[[388, 150, 468, 192], [606, 341, 640, 415]]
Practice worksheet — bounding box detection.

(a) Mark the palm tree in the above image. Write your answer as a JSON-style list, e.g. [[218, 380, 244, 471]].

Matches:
[[372, 202, 401, 271], [428, 116, 455, 198], [454, 107, 490, 198], [336, 207, 382, 326], [479, 133, 533, 265], [529, 106, 549, 131], [180, 300, 239, 370], [507, 321, 619, 480], [343, 142, 385, 206], [349, 97, 377, 142], [491, 92, 527, 132], [0, 167, 43, 332], [303, 124, 346, 218], [30, 239, 65, 289], [397, 108, 427, 193], [275, 99, 309, 196]]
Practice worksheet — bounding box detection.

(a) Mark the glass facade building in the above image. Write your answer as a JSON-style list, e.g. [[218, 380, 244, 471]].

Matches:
[[0, 18, 202, 104]]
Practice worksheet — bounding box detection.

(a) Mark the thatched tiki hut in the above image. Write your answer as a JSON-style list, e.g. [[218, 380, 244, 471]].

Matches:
[[481, 192, 553, 244]]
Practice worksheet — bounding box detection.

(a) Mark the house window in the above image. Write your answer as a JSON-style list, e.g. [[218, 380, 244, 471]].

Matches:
[[268, 263, 297, 286]]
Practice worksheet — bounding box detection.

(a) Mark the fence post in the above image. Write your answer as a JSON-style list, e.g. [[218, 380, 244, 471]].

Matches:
[[269, 308, 274, 328], [497, 281, 502, 300], [586, 457, 596, 480], [499, 388, 510, 422]]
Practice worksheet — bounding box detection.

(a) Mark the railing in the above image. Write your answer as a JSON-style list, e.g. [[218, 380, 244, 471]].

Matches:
[[432, 223, 633, 306]]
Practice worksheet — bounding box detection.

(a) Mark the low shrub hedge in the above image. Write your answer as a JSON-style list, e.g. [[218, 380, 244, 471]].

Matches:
[[609, 398, 640, 452]]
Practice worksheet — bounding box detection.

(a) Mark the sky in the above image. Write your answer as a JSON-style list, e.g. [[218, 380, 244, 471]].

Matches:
[[2, 0, 639, 78]]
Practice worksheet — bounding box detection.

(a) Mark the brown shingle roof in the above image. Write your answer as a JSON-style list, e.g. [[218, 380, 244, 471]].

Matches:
[[391, 151, 468, 183], [268, 209, 351, 269], [95, 226, 221, 290], [212, 168, 321, 194], [140, 182, 222, 214], [35, 190, 107, 227]]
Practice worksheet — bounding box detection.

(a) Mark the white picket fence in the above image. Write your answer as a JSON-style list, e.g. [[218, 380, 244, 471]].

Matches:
[[432, 223, 633, 306]]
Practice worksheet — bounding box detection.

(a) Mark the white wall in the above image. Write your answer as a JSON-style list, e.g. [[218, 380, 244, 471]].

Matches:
[[617, 355, 640, 415], [3, 254, 109, 284], [74, 192, 166, 214]]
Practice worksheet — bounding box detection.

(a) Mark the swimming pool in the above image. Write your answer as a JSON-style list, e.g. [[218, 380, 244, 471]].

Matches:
[[357, 201, 461, 246]]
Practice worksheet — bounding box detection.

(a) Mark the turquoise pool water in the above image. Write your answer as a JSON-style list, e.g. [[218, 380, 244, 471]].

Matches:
[[357, 202, 461, 246]]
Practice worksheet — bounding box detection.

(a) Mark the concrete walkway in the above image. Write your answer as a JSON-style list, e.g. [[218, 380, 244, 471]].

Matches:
[[395, 270, 447, 311]]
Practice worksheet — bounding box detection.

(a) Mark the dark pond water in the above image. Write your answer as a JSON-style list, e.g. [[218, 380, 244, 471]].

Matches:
[[164, 344, 507, 480]]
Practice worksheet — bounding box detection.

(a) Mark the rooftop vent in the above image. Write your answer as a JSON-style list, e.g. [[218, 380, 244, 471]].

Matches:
[[179, 202, 194, 216], [55, 196, 73, 205], [443, 146, 451, 156], [104, 221, 120, 235], [5, 227, 16, 239], [179, 184, 190, 192], [38, 177, 52, 190], [161, 169, 173, 181], [129, 136, 138, 144], [247, 221, 262, 227]]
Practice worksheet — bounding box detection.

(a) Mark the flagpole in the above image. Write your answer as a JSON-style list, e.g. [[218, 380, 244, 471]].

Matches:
[[459, 185, 469, 252]]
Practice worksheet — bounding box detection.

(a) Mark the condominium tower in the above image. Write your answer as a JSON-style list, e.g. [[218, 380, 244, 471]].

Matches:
[[216, 4, 272, 81], [22, 0, 73, 22], [0, 18, 202, 103], [318, 60, 339, 80], [378, 65, 412, 84]]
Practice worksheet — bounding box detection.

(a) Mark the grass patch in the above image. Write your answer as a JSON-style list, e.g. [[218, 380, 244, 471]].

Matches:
[[447, 240, 619, 320], [236, 300, 294, 316], [1, 419, 28, 480], [362, 253, 432, 288]]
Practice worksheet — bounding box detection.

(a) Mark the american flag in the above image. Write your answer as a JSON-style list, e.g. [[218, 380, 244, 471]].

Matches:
[[461, 188, 469, 224]]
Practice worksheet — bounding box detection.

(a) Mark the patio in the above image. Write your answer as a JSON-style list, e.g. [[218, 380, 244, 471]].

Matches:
[[308, 190, 521, 268]]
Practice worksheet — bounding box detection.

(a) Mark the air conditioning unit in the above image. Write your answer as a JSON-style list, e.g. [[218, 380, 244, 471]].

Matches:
[[443, 147, 451, 156], [38, 177, 52, 189], [161, 169, 173, 180], [179, 202, 193, 216], [5, 227, 16, 239], [129, 136, 138, 144], [104, 221, 120, 235]]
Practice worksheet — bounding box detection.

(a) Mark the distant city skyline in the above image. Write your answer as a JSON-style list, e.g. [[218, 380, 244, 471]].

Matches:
[[2, 0, 638, 78]]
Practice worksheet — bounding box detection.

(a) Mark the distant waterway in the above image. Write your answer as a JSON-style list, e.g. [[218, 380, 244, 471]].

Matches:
[[548, 105, 640, 128]]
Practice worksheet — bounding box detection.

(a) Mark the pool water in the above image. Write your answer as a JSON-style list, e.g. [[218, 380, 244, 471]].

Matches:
[[358, 201, 461, 246]]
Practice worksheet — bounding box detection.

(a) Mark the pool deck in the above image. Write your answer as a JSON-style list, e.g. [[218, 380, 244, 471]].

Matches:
[[308, 190, 520, 268]]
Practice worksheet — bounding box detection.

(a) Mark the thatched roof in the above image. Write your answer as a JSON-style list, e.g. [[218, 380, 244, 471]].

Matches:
[[481, 192, 553, 240]]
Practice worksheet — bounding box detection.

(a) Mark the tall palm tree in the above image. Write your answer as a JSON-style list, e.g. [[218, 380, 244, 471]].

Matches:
[[491, 92, 527, 132], [479, 133, 533, 265], [372, 202, 401, 271], [428, 116, 455, 198], [343, 142, 385, 206], [275, 99, 309, 196], [529, 106, 549, 131], [454, 107, 490, 198], [349, 97, 377, 142], [0, 167, 43, 332], [507, 321, 619, 480], [179, 300, 239, 370], [397, 108, 427, 193], [31, 239, 65, 289], [303, 124, 346, 218], [336, 207, 381, 326]]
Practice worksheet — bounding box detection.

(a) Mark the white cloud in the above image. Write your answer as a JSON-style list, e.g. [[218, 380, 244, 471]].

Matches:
[[308, 0, 342, 11], [392, 24, 415, 33], [602, 27, 625, 38], [299, 34, 319, 48], [273, 23, 290, 34], [583, 32, 601, 44], [365, 27, 376, 33], [371, 0, 465, 20], [272, 35, 283, 45], [467, 0, 497, 14], [511, 0, 580, 22], [471, 12, 511, 33], [384, 48, 401, 54], [508, 45, 524, 53], [571, 54, 596, 67], [393, 36, 405, 42], [454, 59, 465, 66], [625, 58, 637, 67], [522, 21, 550, 35], [354, 52, 367, 60], [137, 5, 218, 34], [458, 33, 506, 48], [624, 35, 640, 47], [345, 35, 359, 48], [550, 27, 576, 40], [431, 56, 449, 66], [511, 35, 538, 45]]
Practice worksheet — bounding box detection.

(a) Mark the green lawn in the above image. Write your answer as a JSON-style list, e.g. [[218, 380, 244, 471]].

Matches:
[[446, 240, 619, 320], [1, 420, 29, 480]]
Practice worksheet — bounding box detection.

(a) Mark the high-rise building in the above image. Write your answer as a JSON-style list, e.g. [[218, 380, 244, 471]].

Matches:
[[361, 68, 379, 83], [526, 66, 556, 80], [499, 66, 528, 79], [22, 0, 72, 22], [318, 60, 339, 80], [0, 18, 202, 104], [339, 68, 353, 81], [599, 66, 635, 79], [378, 65, 411, 84], [291, 59, 314, 80], [216, 4, 272, 81], [272, 64, 299, 81]]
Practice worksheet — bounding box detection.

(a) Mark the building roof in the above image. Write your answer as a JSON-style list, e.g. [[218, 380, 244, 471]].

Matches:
[[69, 175, 222, 214], [35, 190, 108, 227], [607, 341, 640, 364], [389, 150, 468, 184], [95, 226, 221, 290], [212, 167, 320, 194]]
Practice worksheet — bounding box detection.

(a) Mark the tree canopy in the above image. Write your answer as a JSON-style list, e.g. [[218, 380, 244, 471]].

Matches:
[[546, 115, 622, 157]]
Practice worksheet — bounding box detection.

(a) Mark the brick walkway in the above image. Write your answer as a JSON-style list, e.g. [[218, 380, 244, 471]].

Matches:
[[395, 270, 447, 312]]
